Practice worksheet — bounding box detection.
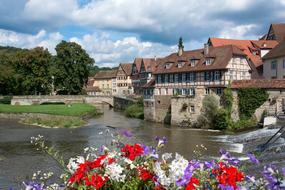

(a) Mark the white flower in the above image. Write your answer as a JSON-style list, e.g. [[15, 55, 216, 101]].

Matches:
[[162, 153, 172, 162], [67, 156, 85, 173], [154, 162, 172, 187], [105, 163, 126, 182], [169, 153, 188, 182]]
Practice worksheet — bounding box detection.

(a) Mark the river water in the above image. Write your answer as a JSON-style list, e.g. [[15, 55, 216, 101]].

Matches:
[[0, 105, 244, 189]]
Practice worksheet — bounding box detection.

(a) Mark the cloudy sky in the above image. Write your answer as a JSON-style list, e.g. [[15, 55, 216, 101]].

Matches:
[[0, 0, 285, 67]]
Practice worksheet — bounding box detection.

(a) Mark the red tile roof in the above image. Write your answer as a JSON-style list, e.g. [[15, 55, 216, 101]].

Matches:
[[120, 63, 133, 76], [231, 79, 285, 89], [263, 40, 285, 60], [133, 58, 142, 73], [270, 23, 285, 42], [208, 38, 278, 68], [94, 70, 117, 79], [154, 45, 246, 74], [86, 86, 101, 92], [142, 58, 161, 73], [142, 78, 155, 88]]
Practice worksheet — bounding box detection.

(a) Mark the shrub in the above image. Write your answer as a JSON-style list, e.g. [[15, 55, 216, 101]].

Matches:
[[125, 103, 144, 119], [213, 108, 232, 130], [0, 96, 12, 104], [238, 88, 268, 119], [221, 88, 233, 112], [230, 118, 258, 131]]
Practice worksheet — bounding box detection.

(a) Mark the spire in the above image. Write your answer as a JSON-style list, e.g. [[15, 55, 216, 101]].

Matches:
[[178, 37, 184, 56]]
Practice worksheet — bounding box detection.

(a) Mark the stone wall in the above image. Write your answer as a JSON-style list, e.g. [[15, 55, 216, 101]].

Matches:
[[144, 99, 155, 121], [171, 87, 205, 126], [231, 89, 285, 122], [154, 95, 172, 124], [113, 96, 136, 110]]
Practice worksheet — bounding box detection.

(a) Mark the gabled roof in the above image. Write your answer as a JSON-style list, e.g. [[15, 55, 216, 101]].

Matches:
[[154, 45, 246, 74], [133, 58, 143, 73], [267, 23, 285, 42], [208, 38, 278, 68], [120, 63, 133, 76], [94, 70, 117, 79], [143, 78, 155, 88], [141, 58, 161, 73], [231, 79, 285, 89], [263, 40, 285, 60]]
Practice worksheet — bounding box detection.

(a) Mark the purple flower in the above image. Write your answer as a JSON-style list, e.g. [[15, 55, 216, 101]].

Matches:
[[219, 149, 240, 166], [262, 165, 283, 189], [218, 184, 234, 190], [141, 144, 150, 155], [204, 160, 215, 169], [282, 167, 285, 177], [247, 153, 260, 165], [23, 181, 44, 190], [155, 136, 167, 147], [119, 129, 133, 138]]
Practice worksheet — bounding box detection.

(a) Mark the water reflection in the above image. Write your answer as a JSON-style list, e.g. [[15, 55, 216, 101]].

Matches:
[[0, 104, 240, 189]]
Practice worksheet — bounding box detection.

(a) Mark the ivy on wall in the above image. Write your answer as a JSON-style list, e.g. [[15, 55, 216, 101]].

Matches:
[[237, 88, 269, 119]]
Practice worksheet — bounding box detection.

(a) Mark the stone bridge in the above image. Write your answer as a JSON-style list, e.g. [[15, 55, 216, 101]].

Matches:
[[11, 95, 114, 107]]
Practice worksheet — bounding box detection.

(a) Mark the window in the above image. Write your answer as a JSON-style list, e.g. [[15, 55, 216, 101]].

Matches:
[[189, 88, 195, 96], [182, 73, 186, 82], [177, 62, 185, 68], [169, 74, 174, 83], [190, 59, 197, 67], [204, 72, 211, 81], [165, 88, 168, 95], [157, 75, 161, 84], [216, 88, 222, 95], [161, 74, 165, 83], [174, 74, 179, 83], [214, 71, 221, 81], [205, 88, 210, 95], [205, 58, 212, 65], [271, 60, 277, 70], [178, 74, 182, 83], [165, 63, 173, 69], [190, 106, 195, 113]]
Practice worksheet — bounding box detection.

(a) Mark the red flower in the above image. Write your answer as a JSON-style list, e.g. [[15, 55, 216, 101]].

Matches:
[[185, 177, 199, 190], [137, 167, 153, 181], [213, 162, 245, 189], [84, 174, 108, 189], [121, 144, 144, 161]]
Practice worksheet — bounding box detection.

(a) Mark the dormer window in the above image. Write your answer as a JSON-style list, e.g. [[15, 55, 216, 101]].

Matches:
[[165, 62, 173, 69], [190, 59, 198, 67], [177, 61, 185, 68], [205, 58, 213, 66]]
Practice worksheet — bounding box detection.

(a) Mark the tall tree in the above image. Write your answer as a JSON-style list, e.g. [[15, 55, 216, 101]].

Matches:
[[54, 41, 94, 95], [178, 37, 184, 50], [15, 47, 52, 95]]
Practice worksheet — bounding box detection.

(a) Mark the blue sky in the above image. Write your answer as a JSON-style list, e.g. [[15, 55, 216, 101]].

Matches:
[[0, 0, 284, 67]]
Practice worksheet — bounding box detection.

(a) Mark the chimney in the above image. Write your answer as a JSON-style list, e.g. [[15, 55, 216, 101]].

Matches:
[[204, 43, 209, 55], [154, 55, 157, 61]]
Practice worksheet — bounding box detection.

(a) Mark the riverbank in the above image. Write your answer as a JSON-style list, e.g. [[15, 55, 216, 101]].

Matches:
[[0, 103, 102, 128], [124, 99, 144, 119]]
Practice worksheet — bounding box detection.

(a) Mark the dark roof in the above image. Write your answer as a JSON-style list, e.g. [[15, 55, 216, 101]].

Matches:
[[120, 63, 133, 76], [94, 70, 117, 79], [87, 78, 95, 86], [142, 58, 162, 73], [154, 45, 246, 74], [271, 23, 285, 42], [133, 58, 142, 73], [142, 79, 155, 88], [263, 40, 285, 60], [231, 79, 285, 89]]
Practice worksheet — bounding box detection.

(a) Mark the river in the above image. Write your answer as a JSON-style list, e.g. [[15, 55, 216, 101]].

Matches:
[[0, 105, 244, 189]]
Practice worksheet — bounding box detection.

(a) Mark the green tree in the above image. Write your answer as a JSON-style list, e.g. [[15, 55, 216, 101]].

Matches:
[[54, 41, 94, 95], [14, 47, 52, 95]]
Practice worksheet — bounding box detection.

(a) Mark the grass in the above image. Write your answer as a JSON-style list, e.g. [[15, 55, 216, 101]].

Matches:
[[0, 103, 98, 117], [21, 117, 86, 128], [125, 103, 144, 119]]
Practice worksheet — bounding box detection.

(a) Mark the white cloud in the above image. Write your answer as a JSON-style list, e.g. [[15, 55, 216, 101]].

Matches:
[[218, 24, 260, 39], [0, 29, 63, 54]]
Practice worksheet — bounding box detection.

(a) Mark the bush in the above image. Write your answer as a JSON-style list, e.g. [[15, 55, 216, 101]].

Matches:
[[0, 96, 12, 104], [213, 108, 232, 130], [221, 88, 233, 112], [238, 88, 268, 119], [125, 103, 144, 119], [230, 118, 257, 131]]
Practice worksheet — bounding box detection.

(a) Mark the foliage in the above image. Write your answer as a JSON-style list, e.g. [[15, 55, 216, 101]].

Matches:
[[21, 116, 86, 128], [125, 103, 144, 119], [23, 134, 285, 190], [213, 108, 232, 130], [237, 88, 269, 119], [196, 95, 219, 129], [221, 88, 233, 113], [89, 65, 116, 77], [0, 96, 12, 104], [14, 47, 53, 95], [0, 103, 98, 116], [54, 41, 94, 95], [230, 118, 258, 131]]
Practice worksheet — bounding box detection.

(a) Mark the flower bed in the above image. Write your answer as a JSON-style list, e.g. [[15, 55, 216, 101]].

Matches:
[[22, 130, 285, 190]]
